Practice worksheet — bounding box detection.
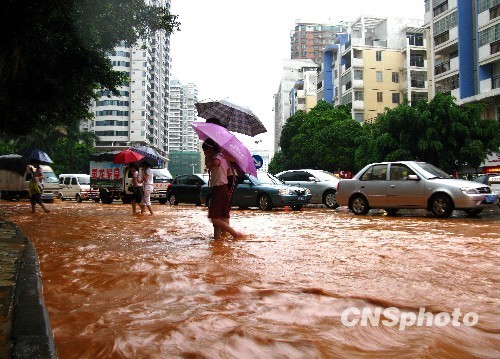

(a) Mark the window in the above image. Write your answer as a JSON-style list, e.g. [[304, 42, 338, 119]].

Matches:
[[354, 91, 364, 101], [360, 164, 387, 181], [392, 93, 400, 104], [390, 164, 415, 181], [376, 51, 382, 61], [392, 72, 399, 83], [377, 92, 383, 102], [376, 71, 383, 82], [354, 70, 363, 80]]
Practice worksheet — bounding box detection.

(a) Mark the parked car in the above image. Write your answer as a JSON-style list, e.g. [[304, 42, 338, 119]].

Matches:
[[336, 161, 498, 218], [58, 174, 100, 202], [200, 172, 312, 211], [473, 173, 500, 206], [275, 169, 340, 208], [167, 174, 209, 205]]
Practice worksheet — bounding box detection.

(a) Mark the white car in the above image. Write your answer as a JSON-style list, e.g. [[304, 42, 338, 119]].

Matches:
[[336, 161, 497, 218], [276, 169, 340, 208]]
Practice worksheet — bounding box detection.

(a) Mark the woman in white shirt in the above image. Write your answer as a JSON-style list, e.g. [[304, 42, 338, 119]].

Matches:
[[139, 161, 154, 215]]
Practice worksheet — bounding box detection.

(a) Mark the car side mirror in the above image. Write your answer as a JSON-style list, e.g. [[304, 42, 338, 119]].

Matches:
[[407, 174, 419, 181]]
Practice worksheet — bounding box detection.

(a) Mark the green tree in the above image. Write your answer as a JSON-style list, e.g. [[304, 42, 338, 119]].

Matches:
[[360, 94, 500, 173], [0, 0, 180, 137], [270, 101, 363, 173]]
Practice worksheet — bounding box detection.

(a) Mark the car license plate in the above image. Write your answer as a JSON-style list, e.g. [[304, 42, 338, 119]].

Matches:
[[298, 196, 306, 201], [485, 195, 496, 203]]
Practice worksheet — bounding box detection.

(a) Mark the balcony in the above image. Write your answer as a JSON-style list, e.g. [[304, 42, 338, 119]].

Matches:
[[352, 79, 364, 88], [352, 57, 364, 67], [352, 100, 364, 110]]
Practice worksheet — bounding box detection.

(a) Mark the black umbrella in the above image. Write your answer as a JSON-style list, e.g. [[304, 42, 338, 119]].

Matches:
[[18, 148, 53, 164]]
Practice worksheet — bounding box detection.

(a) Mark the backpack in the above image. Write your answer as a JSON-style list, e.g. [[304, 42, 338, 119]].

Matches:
[[29, 179, 41, 194]]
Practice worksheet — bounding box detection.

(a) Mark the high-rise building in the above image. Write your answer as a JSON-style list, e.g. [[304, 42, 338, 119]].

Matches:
[[290, 21, 348, 65], [167, 80, 198, 152], [425, 0, 500, 119], [274, 59, 318, 152], [85, 0, 172, 158], [328, 16, 426, 123]]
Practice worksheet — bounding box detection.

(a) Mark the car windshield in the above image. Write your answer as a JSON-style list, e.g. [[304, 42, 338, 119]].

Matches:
[[415, 162, 451, 179], [77, 176, 90, 185], [249, 172, 282, 185], [43, 171, 59, 183], [152, 168, 172, 179], [312, 170, 338, 181]]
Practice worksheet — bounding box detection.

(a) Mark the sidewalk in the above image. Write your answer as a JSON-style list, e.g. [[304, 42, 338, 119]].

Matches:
[[0, 213, 56, 358]]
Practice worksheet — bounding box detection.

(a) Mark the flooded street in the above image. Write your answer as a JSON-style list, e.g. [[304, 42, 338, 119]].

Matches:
[[2, 200, 499, 358]]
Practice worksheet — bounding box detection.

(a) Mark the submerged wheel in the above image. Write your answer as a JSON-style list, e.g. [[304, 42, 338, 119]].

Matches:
[[349, 195, 370, 215], [291, 205, 303, 211], [430, 194, 453, 218], [76, 194, 82, 203], [258, 194, 272, 211], [385, 208, 399, 216], [168, 194, 178, 205], [323, 190, 339, 209]]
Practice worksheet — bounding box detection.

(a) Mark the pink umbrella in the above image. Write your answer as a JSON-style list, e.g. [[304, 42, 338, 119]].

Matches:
[[191, 122, 257, 177]]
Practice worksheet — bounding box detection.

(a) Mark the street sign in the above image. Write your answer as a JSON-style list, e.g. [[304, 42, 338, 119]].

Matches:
[[252, 155, 263, 169]]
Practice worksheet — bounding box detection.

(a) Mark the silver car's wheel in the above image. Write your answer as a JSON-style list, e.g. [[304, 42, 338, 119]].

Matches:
[[258, 194, 272, 211], [350, 195, 369, 215], [430, 194, 453, 218], [76, 194, 82, 203], [323, 190, 339, 209]]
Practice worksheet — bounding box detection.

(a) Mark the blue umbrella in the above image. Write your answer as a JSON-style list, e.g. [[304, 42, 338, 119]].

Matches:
[[17, 148, 53, 164], [130, 146, 165, 161]]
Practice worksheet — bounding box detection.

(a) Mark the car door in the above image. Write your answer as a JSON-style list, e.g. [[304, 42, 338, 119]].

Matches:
[[60, 177, 71, 198], [230, 177, 253, 207], [280, 171, 321, 203], [185, 175, 203, 204], [386, 164, 425, 208], [358, 164, 389, 207]]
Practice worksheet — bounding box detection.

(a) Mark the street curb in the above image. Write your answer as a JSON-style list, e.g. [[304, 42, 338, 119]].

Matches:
[[0, 220, 57, 358]]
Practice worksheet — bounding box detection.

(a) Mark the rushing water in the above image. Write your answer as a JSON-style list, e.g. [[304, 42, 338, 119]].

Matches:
[[2, 200, 500, 358]]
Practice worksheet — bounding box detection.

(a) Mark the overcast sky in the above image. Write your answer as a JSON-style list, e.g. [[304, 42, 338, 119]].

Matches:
[[169, 0, 424, 151]]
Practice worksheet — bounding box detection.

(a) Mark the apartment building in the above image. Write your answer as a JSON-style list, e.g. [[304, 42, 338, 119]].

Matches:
[[291, 21, 348, 65], [425, 0, 500, 120], [326, 16, 426, 123], [86, 0, 171, 157], [167, 80, 198, 152], [290, 67, 319, 116], [274, 59, 318, 152]]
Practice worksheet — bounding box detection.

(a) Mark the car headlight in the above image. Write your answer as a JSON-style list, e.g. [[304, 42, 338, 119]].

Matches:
[[461, 187, 480, 194]]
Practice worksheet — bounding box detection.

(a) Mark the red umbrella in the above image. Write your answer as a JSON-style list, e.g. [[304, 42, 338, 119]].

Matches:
[[113, 149, 144, 164]]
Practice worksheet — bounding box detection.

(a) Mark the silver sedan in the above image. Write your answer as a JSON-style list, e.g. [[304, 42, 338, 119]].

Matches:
[[336, 161, 498, 218]]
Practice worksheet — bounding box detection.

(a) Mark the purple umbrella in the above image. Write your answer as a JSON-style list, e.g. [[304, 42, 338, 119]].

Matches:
[[17, 148, 53, 164], [191, 122, 257, 177]]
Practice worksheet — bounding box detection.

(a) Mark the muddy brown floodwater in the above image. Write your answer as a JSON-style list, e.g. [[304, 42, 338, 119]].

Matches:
[[1, 200, 499, 358]]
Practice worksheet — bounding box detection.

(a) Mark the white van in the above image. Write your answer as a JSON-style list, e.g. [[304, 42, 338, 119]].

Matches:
[[58, 174, 100, 202]]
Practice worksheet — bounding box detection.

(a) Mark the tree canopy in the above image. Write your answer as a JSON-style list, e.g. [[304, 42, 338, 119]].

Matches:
[[271, 94, 500, 175], [0, 0, 180, 137], [268, 101, 363, 174], [355, 94, 500, 173]]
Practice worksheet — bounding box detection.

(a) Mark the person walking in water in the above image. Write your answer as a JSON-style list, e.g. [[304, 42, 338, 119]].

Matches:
[[29, 161, 50, 213], [128, 163, 142, 214], [202, 139, 244, 240], [139, 161, 154, 215]]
